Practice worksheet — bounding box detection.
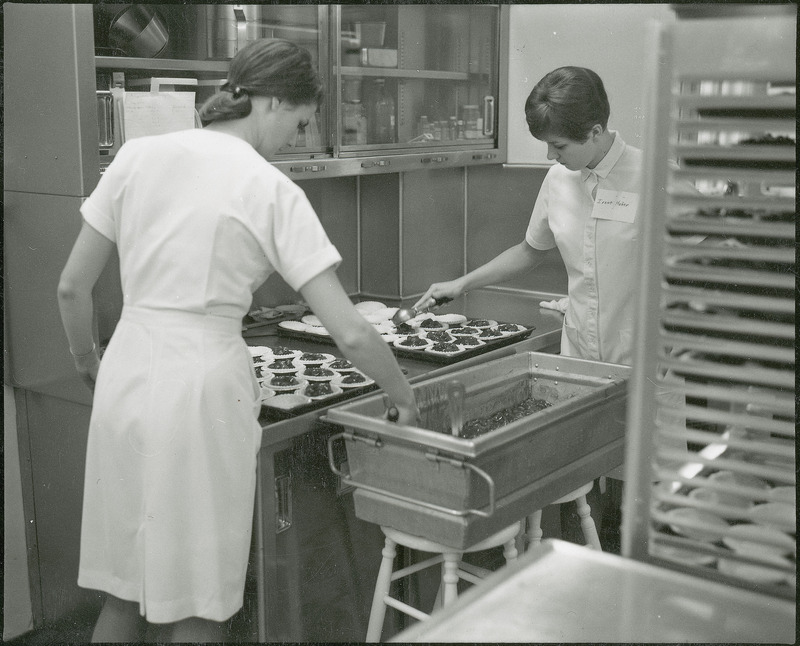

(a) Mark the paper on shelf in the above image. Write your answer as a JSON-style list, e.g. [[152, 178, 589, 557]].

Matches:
[[123, 92, 197, 141]]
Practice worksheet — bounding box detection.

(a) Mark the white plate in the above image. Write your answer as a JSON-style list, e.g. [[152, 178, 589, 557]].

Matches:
[[665, 507, 729, 542], [325, 358, 356, 372], [354, 300, 386, 314], [688, 487, 753, 510], [722, 523, 795, 556], [371, 307, 399, 321], [718, 555, 792, 584], [708, 470, 770, 491], [768, 486, 796, 504], [305, 325, 331, 337], [278, 320, 309, 333], [494, 323, 526, 335], [435, 313, 468, 326], [425, 343, 465, 357], [749, 503, 795, 532], [260, 386, 276, 401], [266, 393, 311, 410], [301, 314, 323, 327]]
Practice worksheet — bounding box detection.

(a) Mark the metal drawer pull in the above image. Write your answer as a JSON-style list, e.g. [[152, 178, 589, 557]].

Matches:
[[327, 432, 496, 518], [274, 474, 292, 533]]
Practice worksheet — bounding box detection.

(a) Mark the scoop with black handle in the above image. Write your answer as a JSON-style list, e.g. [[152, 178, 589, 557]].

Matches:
[[391, 296, 453, 327]]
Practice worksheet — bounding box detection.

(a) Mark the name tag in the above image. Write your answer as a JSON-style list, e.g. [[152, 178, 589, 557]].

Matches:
[[591, 189, 639, 223]]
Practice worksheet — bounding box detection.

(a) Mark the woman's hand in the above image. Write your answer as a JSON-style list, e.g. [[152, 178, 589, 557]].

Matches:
[[73, 351, 101, 393], [413, 280, 463, 312], [386, 401, 420, 426]]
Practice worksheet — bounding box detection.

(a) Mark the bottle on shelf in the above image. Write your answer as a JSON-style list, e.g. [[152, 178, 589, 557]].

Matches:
[[367, 79, 396, 144], [343, 100, 367, 145]]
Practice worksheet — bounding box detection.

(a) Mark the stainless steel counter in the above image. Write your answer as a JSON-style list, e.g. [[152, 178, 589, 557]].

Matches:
[[392, 539, 796, 643]]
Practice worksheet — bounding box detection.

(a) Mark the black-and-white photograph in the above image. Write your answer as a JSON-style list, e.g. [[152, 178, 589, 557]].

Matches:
[[3, 2, 795, 643]]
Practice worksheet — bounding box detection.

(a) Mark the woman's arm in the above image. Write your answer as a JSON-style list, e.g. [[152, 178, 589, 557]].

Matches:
[[299, 268, 419, 425], [414, 240, 548, 311], [57, 221, 115, 391]]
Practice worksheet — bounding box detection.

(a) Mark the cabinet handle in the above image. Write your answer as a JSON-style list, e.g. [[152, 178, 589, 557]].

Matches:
[[274, 474, 292, 533], [483, 96, 495, 137]]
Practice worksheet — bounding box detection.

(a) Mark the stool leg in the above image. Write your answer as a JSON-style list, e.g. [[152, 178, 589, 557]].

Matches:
[[441, 553, 461, 607], [503, 537, 518, 563], [367, 536, 397, 642], [525, 511, 543, 550], [575, 495, 602, 550]]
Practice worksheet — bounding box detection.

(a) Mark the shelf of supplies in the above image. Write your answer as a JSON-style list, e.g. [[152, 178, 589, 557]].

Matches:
[[338, 66, 469, 81], [95, 56, 230, 74]]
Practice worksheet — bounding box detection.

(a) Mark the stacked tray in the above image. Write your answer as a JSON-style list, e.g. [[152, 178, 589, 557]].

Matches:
[[276, 301, 534, 364], [249, 345, 377, 417]]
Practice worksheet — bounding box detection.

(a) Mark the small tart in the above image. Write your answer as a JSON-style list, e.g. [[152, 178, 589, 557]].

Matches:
[[393, 322, 418, 335], [448, 326, 481, 337], [268, 374, 305, 389], [297, 352, 336, 366], [301, 314, 323, 327], [495, 323, 526, 334], [417, 317, 446, 330], [455, 336, 484, 347], [253, 365, 272, 380], [327, 358, 355, 372], [478, 327, 504, 339], [267, 359, 298, 373], [278, 320, 309, 333], [425, 330, 455, 343], [425, 342, 462, 356], [393, 335, 433, 349], [337, 372, 375, 388], [271, 346, 301, 360], [465, 318, 497, 329], [302, 366, 336, 381], [302, 382, 343, 400]]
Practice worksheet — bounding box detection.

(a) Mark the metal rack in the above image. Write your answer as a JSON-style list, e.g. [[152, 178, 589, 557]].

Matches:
[[623, 13, 795, 602]]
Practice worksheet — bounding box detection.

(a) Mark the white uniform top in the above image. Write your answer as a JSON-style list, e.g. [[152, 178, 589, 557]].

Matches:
[[78, 128, 341, 623], [525, 133, 642, 365]]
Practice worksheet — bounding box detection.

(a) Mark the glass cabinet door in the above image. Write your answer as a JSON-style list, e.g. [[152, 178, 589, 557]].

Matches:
[[337, 4, 500, 154], [93, 4, 329, 160]]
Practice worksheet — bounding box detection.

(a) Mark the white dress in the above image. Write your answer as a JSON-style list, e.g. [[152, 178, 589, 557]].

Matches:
[[77, 129, 342, 623]]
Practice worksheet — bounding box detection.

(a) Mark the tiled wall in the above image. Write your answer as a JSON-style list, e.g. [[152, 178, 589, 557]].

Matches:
[[252, 164, 568, 307]]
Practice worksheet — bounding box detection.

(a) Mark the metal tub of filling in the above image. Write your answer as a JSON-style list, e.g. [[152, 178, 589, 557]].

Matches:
[[324, 351, 630, 548]]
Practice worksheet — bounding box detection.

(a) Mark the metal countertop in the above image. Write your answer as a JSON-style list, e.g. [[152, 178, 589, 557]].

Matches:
[[392, 539, 796, 643]]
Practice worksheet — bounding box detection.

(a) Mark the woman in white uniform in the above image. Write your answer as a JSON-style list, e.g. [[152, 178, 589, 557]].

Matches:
[[58, 39, 417, 643], [415, 67, 643, 548]]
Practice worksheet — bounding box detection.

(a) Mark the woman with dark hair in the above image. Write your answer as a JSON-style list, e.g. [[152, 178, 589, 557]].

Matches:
[[58, 39, 417, 643], [416, 65, 638, 364]]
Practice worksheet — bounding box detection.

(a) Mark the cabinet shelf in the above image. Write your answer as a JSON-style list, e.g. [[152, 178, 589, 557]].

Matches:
[[96, 56, 229, 75], [339, 66, 469, 81]]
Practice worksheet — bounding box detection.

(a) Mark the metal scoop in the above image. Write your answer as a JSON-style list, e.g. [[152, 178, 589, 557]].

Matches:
[[392, 296, 453, 327], [446, 380, 466, 437]]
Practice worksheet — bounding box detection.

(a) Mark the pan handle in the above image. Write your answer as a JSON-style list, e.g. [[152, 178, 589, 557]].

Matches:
[[327, 432, 495, 518]]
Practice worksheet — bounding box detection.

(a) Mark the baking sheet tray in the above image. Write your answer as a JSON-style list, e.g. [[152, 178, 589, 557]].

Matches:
[[278, 324, 535, 364]]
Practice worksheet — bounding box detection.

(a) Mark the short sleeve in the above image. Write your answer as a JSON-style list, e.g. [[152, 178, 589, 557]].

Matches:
[[80, 142, 141, 242], [256, 178, 342, 292], [525, 170, 557, 250]]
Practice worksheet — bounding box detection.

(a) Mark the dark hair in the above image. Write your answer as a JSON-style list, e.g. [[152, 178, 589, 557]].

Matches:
[[524, 67, 610, 142], [199, 39, 324, 125]]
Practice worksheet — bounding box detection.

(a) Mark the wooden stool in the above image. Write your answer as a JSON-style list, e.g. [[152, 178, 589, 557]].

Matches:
[[366, 521, 521, 642], [524, 481, 602, 550]]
